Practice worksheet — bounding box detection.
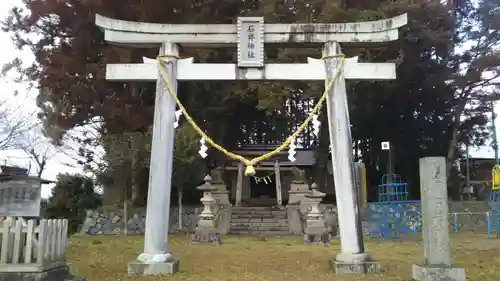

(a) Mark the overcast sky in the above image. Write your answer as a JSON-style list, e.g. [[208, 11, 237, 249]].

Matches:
[[0, 1, 498, 198]]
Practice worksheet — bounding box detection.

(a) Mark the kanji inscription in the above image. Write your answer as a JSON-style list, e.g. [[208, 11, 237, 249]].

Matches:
[[237, 17, 264, 67]]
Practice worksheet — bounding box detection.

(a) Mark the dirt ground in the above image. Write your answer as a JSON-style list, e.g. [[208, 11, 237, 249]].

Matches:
[[67, 232, 500, 281]]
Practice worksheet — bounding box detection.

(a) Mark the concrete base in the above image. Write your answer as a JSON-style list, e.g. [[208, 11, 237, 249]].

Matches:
[[0, 266, 85, 281], [304, 233, 330, 245], [128, 258, 180, 276], [330, 260, 380, 274], [412, 264, 466, 281], [192, 232, 221, 244]]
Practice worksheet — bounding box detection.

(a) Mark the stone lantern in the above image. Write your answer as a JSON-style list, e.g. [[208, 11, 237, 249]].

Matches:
[[192, 175, 221, 244], [304, 183, 329, 245]]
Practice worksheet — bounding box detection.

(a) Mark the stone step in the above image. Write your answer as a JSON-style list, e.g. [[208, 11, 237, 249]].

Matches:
[[230, 228, 289, 232], [229, 207, 289, 236], [228, 230, 291, 236], [231, 210, 287, 215], [231, 214, 287, 220], [231, 206, 281, 211], [231, 218, 288, 223], [232, 208, 286, 212], [231, 222, 289, 228]]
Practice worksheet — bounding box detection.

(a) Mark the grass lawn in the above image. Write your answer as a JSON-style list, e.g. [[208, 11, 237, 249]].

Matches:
[[67, 232, 500, 281]]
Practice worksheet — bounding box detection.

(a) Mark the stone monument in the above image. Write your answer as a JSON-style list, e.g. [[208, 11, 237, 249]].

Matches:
[[192, 175, 221, 244], [95, 13, 408, 275], [412, 157, 466, 281], [304, 183, 329, 245]]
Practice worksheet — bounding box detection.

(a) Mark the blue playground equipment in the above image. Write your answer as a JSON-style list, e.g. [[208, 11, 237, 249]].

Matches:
[[487, 189, 500, 237], [366, 174, 421, 240]]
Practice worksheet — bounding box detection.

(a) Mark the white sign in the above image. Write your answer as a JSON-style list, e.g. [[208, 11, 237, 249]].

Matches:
[[381, 141, 390, 150], [237, 17, 264, 68], [0, 180, 41, 217]]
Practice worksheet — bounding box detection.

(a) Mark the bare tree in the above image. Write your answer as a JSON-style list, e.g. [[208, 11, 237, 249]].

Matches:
[[15, 124, 57, 177], [0, 99, 35, 150]]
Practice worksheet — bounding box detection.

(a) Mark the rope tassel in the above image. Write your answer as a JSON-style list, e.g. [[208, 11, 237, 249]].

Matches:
[[288, 138, 297, 162], [173, 109, 182, 128], [312, 114, 321, 137], [199, 137, 208, 158], [244, 165, 256, 176]]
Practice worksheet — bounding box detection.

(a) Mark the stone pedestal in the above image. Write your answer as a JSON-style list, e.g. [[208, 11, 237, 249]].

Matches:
[[412, 157, 466, 281], [212, 182, 230, 206], [412, 265, 466, 281], [330, 257, 380, 274], [288, 182, 310, 205], [128, 258, 180, 276], [208, 169, 231, 234], [0, 266, 85, 281], [330, 252, 380, 275], [192, 175, 221, 244], [304, 184, 330, 245]]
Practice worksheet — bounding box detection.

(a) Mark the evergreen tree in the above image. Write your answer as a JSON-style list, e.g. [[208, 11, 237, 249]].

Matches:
[[45, 174, 101, 235], [4, 0, 492, 201]]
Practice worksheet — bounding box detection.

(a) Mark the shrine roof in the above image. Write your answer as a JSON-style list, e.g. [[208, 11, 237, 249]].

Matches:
[[0, 166, 53, 184], [228, 145, 315, 166]]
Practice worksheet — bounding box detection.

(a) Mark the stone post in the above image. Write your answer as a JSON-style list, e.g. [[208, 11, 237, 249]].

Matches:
[[192, 175, 221, 244], [354, 162, 367, 209], [287, 168, 312, 234], [412, 157, 466, 281], [211, 169, 230, 206], [288, 168, 310, 205], [128, 42, 179, 276], [274, 161, 283, 206], [304, 183, 329, 244], [323, 41, 378, 274], [210, 169, 232, 235], [235, 163, 244, 206]]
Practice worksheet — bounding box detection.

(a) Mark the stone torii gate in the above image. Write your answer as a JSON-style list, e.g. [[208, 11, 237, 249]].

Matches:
[[95, 14, 407, 276]]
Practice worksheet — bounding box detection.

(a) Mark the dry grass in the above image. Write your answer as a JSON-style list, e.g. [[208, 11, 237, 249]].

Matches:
[[67, 232, 500, 281]]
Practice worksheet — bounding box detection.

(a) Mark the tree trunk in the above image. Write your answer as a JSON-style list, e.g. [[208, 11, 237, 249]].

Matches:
[[446, 98, 468, 182], [178, 187, 183, 231]]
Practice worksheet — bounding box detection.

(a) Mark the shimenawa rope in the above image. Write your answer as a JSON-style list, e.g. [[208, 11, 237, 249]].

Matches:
[[156, 54, 345, 176]]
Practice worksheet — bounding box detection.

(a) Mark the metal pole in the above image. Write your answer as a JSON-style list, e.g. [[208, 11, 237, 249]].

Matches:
[[491, 101, 499, 165], [465, 143, 471, 200], [388, 145, 393, 175]]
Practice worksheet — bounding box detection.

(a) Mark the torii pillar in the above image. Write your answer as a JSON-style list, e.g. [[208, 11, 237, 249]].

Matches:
[[96, 14, 407, 276]]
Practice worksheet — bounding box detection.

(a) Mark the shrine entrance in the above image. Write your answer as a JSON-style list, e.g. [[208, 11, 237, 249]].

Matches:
[[249, 172, 277, 206], [95, 12, 408, 275]]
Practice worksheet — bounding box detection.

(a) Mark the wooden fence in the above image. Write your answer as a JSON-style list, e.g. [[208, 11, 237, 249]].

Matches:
[[0, 217, 68, 272]]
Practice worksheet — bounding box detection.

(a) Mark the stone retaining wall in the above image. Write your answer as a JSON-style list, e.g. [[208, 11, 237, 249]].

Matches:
[[80, 201, 489, 236], [81, 206, 201, 235]]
